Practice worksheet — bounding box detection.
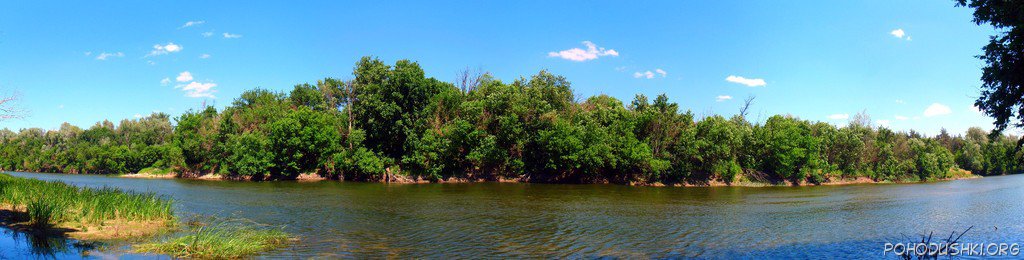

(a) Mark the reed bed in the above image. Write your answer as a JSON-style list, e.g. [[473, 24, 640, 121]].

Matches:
[[135, 217, 292, 258], [0, 173, 174, 228]]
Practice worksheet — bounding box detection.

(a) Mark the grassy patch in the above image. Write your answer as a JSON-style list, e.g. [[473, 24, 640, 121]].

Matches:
[[0, 173, 175, 238], [136, 167, 175, 176], [26, 197, 65, 228], [136, 218, 292, 258]]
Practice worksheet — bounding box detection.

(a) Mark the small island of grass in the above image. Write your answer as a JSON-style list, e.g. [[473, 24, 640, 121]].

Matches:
[[0, 173, 292, 258]]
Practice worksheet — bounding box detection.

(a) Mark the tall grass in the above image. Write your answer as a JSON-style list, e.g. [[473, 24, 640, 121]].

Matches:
[[26, 198, 65, 228], [136, 218, 292, 258], [0, 173, 174, 227]]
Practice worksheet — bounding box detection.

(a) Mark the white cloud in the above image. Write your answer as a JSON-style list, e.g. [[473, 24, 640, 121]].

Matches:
[[827, 113, 850, 120], [725, 75, 767, 87], [633, 71, 655, 79], [95, 52, 124, 60], [83, 51, 92, 56], [176, 71, 193, 82], [655, 69, 667, 77], [58, 104, 64, 109], [547, 41, 619, 62], [199, 53, 211, 59], [614, 66, 627, 72], [147, 42, 182, 57], [179, 20, 205, 29], [633, 69, 667, 79], [178, 81, 217, 98], [223, 32, 242, 39], [147, 60, 157, 65], [716, 95, 733, 102], [891, 29, 906, 38], [894, 115, 909, 121], [895, 99, 905, 104], [160, 77, 171, 86], [923, 103, 952, 117], [202, 31, 214, 37], [134, 113, 143, 119], [877, 119, 891, 127]]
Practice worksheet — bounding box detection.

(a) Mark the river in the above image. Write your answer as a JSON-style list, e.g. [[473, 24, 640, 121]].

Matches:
[[2, 172, 1023, 258]]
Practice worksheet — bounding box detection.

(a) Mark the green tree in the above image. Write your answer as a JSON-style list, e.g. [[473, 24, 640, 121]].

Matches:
[[956, 0, 1024, 134]]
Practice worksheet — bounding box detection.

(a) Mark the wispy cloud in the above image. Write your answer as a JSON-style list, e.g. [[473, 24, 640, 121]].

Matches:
[[199, 53, 211, 59], [895, 99, 905, 104], [160, 77, 171, 86], [894, 115, 909, 121], [633, 71, 655, 79], [716, 95, 733, 102], [223, 32, 242, 39], [827, 113, 850, 120], [923, 103, 952, 117], [202, 31, 214, 37], [548, 41, 618, 62], [633, 68, 667, 79], [146, 42, 182, 57], [95, 52, 124, 60], [176, 71, 193, 82], [725, 75, 766, 87], [179, 20, 205, 29]]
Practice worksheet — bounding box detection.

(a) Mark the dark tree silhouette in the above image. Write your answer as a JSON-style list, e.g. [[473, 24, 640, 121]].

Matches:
[[956, 0, 1024, 135]]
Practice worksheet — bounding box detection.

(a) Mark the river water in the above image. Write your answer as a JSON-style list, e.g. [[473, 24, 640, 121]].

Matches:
[[2, 172, 1023, 259]]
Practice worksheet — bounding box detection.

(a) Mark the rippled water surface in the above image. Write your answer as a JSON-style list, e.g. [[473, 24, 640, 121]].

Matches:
[[3, 172, 1024, 258]]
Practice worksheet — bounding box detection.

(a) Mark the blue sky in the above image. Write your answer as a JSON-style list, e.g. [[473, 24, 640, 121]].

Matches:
[[0, 1, 1008, 136]]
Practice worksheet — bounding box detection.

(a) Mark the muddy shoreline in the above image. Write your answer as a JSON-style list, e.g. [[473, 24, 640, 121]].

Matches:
[[116, 171, 983, 187]]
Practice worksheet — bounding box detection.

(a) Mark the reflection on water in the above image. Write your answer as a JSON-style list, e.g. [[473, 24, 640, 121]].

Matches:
[[0, 227, 98, 259], [5, 172, 1024, 258]]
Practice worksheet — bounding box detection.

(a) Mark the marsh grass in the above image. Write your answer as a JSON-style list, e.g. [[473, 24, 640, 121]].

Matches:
[[0, 173, 174, 228], [26, 198, 65, 228], [136, 217, 292, 258]]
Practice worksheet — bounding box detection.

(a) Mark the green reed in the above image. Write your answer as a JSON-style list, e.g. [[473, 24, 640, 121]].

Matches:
[[135, 218, 291, 258], [0, 173, 174, 226]]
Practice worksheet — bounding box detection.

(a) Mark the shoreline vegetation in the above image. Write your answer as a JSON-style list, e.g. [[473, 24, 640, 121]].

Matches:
[[135, 217, 293, 259], [0, 173, 292, 258], [115, 170, 982, 187], [1, 56, 1021, 186], [0, 173, 175, 241]]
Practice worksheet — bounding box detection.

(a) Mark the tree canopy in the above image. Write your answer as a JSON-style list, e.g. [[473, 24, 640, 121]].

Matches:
[[0, 56, 1021, 184], [956, 0, 1024, 135]]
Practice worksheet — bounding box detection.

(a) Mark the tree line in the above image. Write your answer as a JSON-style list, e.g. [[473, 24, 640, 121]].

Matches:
[[1, 57, 1021, 184]]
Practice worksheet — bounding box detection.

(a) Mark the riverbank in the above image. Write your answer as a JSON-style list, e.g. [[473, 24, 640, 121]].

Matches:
[[113, 168, 984, 187], [0, 173, 176, 241], [0, 173, 295, 258]]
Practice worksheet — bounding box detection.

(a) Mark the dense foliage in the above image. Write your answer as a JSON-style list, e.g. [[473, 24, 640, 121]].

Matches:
[[956, 0, 1024, 134], [1, 57, 1021, 184]]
